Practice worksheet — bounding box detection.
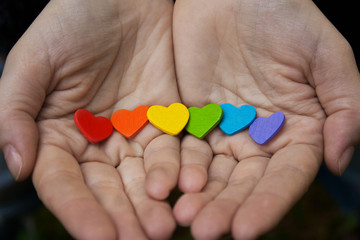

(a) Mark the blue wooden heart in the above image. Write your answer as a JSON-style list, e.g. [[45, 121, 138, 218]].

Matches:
[[249, 112, 285, 145], [219, 103, 257, 135]]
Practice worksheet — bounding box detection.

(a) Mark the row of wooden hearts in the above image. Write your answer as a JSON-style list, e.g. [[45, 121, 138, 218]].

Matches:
[[74, 103, 285, 145]]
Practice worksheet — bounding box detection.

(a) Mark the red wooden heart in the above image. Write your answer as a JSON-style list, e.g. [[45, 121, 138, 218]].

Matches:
[[74, 109, 113, 143], [111, 105, 149, 138]]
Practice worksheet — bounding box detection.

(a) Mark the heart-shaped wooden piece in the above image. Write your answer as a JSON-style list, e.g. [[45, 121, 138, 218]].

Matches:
[[249, 112, 285, 145], [185, 104, 223, 139], [74, 109, 113, 143], [111, 105, 149, 138], [219, 103, 257, 135], [147, 103, 189, 135]]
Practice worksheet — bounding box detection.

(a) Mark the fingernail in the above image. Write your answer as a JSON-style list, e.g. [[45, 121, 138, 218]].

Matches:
[[338, 146, 355, 176], [4, 144, 23, 181]]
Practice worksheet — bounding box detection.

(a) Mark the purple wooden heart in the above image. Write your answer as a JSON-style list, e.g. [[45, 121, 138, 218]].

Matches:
[[249, 112, 285, 145]]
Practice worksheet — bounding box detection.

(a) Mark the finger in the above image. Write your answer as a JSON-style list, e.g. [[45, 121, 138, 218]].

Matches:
[[190, 156, 268, 240], [32, 145, 116, 240], [144, 134, 180, 200], [0, 33, 51, 180], [311, 17, 360, 175], [178, 135, 213, 193], [231, 144, 321, 240], [173, 154, 237, 226], [324, 112, 360, 175], [119, 156, 176, 239], [81, 162, 147, 240]]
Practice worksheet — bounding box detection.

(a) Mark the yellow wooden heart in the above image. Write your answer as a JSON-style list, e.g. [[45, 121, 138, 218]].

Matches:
[[147, 103, 189, 135]]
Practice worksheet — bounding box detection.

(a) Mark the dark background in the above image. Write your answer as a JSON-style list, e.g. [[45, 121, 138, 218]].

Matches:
[[1, 1, 360, 239]]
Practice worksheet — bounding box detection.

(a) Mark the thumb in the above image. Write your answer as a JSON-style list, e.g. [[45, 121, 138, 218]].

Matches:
[[312, 24, 360, 176], [323, 110, 360, 176], [0, 32, 51, 181]]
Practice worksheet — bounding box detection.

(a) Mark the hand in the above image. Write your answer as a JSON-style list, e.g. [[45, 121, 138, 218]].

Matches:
[[172, 0, 360, 239], [0, 0, 180, 239]]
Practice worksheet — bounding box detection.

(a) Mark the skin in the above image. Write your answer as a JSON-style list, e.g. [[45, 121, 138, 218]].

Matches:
[[0, 0, 180, 239], [172, 0, 360, 239], [0, 0, 360, 239]]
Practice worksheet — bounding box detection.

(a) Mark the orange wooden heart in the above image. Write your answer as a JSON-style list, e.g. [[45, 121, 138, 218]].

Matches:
[[111, 105, 149, 138]]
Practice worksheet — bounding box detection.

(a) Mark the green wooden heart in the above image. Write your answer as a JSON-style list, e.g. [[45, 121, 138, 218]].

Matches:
[[185, 104, 223, 139]]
